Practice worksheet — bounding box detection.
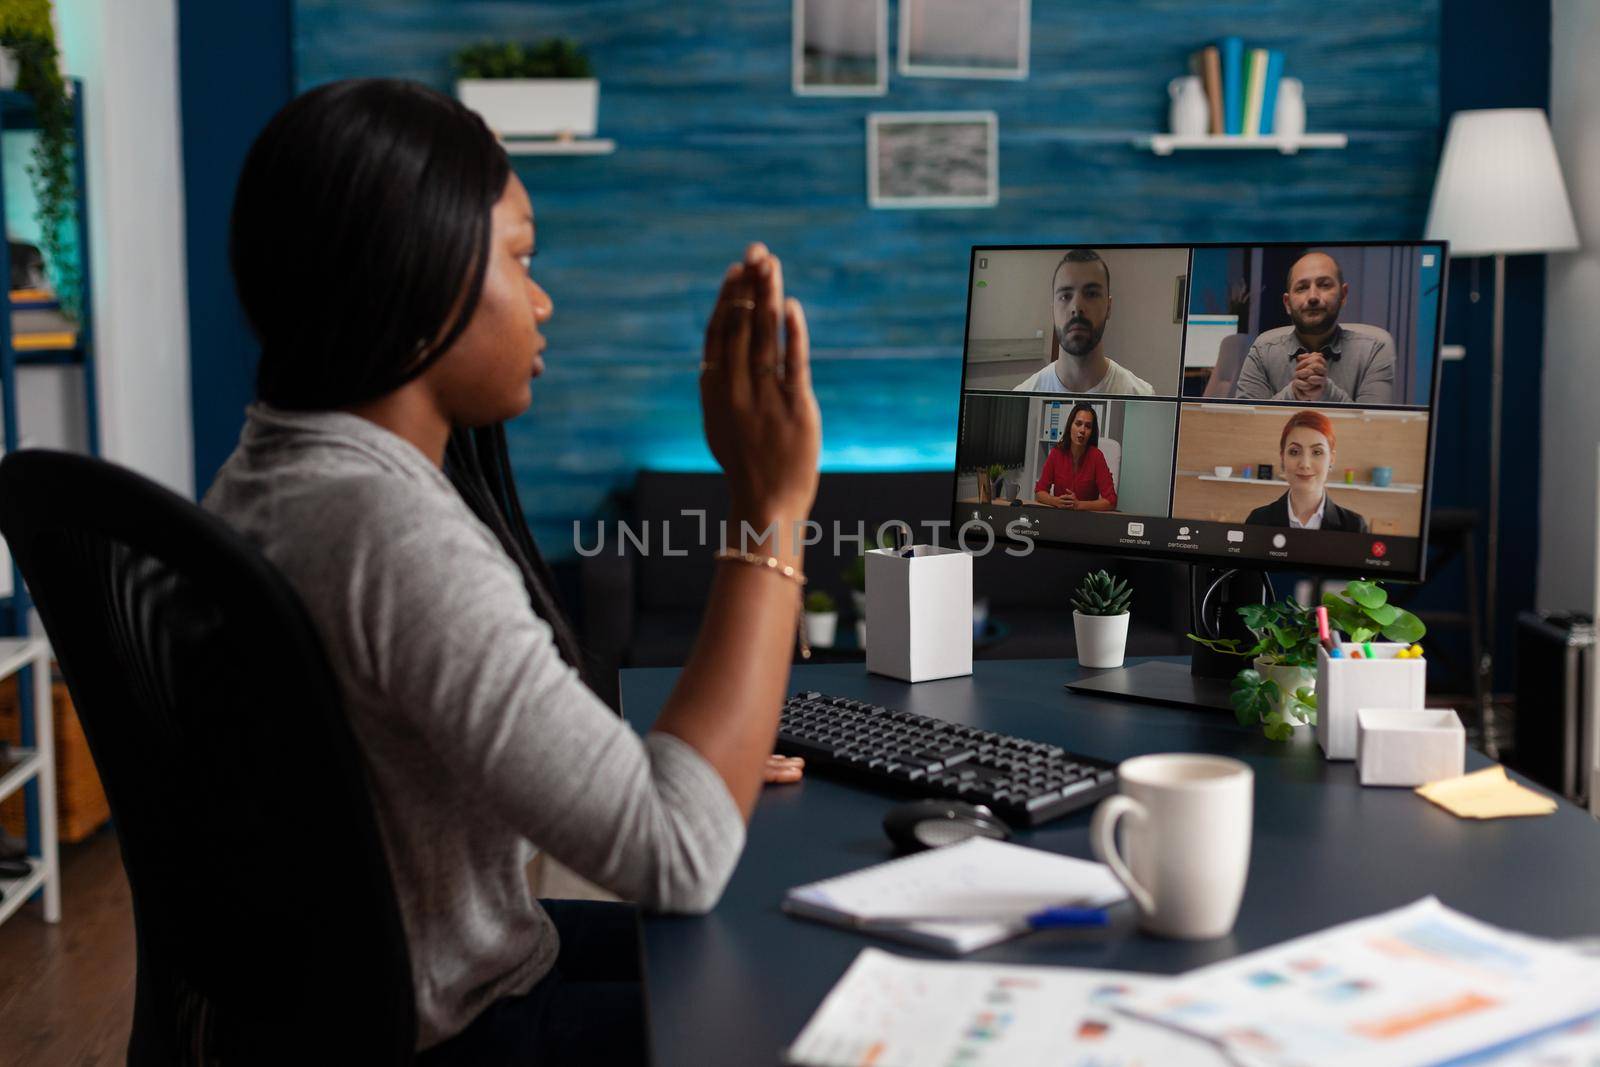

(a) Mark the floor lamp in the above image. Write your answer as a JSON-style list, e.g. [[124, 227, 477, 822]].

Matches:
[[1424, 108, 1579, 738]]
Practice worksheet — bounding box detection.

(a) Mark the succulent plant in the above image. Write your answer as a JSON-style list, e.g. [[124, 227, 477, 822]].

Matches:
[[804, 590, 836, 614], [1071, 570, 1131, 617]]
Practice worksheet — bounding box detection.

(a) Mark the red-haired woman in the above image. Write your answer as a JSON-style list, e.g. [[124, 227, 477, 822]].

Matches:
[[1245, 410, 1369, 532]]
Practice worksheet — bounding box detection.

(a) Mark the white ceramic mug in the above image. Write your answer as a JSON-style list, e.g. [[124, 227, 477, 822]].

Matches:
[[1091, 754, 1253, 940], [1168, 75, 1209, 136]]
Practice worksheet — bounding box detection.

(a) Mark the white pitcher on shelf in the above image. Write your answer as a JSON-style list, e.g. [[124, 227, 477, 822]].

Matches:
[[1274, 77, 1305, 139], [1168, 75, 1209, 137]]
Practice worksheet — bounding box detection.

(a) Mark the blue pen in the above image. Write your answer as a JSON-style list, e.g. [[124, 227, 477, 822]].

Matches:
[[1025, 906, 1110, 929]]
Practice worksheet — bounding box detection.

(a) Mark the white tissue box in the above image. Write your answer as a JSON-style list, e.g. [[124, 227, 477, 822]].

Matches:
[[865, 546, 972, 683], [1357, 707, 1465, 787], [1316, 643, 1426, 761]]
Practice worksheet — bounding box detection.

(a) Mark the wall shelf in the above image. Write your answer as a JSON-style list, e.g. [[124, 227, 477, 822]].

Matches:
[[1195, 474, 1420, 495], [502, 137, 616, 156], [1137, 133, 1348, 156]]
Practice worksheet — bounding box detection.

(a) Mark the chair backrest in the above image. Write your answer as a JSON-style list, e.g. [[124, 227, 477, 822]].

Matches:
[[1203, 333, 1251, 398], [0, 451, 415, 1065]]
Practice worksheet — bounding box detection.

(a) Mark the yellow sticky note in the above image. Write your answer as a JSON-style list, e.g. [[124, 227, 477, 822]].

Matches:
[[1415, 766, 1558, 819]]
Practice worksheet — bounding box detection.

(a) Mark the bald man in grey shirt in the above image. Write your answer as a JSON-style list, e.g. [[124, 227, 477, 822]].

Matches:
[[1234, 251, 1397, 405]]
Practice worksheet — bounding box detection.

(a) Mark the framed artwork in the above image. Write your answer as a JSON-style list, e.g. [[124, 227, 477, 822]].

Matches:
[[867, 111, 999, 209], [793, 0, 888, 96], [899, 0, 1030, 80]]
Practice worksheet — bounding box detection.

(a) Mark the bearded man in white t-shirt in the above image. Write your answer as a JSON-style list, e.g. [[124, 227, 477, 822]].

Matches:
[[1012, 248, 1154, 396]]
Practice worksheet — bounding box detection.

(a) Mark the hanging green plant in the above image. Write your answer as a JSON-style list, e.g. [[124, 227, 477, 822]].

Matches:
[[0, 0, 78, 318]]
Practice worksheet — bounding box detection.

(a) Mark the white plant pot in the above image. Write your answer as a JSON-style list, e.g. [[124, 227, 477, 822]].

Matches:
[[0, 49, 17, 92], [855, 620, 867, 650], [804, 612, 838, 649], [1253, 656, 1317, 731], [1074, 611, 1130, 669], [456, 78, 599, 138], [850, 589, 867, 618]]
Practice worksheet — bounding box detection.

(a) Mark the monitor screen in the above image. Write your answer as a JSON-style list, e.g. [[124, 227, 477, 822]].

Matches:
[[952, 242, 1447, 581]]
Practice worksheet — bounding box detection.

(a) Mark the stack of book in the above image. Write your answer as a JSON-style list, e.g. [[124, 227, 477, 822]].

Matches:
[[1189, 38, 1286, 137], [9, 288, 76, 352]]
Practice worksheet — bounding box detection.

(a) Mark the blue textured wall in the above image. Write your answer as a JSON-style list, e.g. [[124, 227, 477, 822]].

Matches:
[[294, 0, 1440, 556]]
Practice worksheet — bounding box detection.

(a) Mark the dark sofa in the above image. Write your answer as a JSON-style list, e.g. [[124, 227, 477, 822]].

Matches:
[[580, 471, 1190, 704]]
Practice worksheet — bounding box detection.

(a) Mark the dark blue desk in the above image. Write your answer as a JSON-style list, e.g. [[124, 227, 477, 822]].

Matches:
[[620, 657, 1600, 1067]]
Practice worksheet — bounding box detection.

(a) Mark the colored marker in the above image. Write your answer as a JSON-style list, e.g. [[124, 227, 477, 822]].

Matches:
[[1363, 642, 1375, 660], [1316, 606, 1336, 653]]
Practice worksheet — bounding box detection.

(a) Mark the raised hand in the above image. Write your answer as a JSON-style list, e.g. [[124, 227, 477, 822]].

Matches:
[[700, 244, 821, 534]]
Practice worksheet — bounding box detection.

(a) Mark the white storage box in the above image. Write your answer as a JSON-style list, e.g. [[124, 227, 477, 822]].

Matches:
[[1357, 707, 1465, 787], [864, 546, 972, 683], [1315, 643, 1426, 761]]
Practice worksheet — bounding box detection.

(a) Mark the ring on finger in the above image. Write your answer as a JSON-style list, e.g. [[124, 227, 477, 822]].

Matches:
[[699, 360, 720, 373], [753, 363, 780, 377], [728, 298, 756, 311]]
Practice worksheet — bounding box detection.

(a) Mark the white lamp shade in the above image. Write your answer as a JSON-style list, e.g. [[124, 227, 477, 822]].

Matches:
[[1425, 108, 1580, 257]]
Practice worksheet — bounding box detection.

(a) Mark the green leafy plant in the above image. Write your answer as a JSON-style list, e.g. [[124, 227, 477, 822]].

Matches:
[[0, 0, 78, 317], [1321, 580, 1426, 646], [1071, 570, 1131, 617], [1188, 597, 1320, 668], [986, 463, 1005, 483], [453, 39, 594, 79], [1231, 670, 1318, 741], [841, 555, 865, 594], [804, 590, 836, 614]]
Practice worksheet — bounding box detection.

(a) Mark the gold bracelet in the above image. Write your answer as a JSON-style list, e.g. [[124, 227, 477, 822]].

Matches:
[[712, 548, 806, 586], [713, 549, 812, 659]]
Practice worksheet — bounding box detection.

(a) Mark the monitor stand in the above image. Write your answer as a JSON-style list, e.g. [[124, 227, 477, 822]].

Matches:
[[1064, 565, 1271, 713]]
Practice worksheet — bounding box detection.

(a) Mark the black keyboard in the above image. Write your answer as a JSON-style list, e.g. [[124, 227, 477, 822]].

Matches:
[[776, 691, 1119, 827]]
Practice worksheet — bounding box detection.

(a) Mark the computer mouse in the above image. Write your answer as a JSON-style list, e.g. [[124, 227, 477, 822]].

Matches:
[[883, 799, 1012, 853]]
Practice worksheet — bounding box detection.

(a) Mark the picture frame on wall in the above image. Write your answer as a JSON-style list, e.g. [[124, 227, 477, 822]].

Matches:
[[867, 111, 999, 209], [899, 0, 1030, 80], [793, 0, 888, 96]]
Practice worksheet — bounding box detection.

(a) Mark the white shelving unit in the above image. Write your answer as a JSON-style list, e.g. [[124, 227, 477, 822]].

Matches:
[[1137, 133, 1348, 156], [0, 636, 59, 928], [501, 137, 616, 156], [1195, 473, 1421, 495]]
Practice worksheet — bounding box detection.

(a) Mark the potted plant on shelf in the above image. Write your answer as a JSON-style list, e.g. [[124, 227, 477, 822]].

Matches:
[[985, 463, 1008, 503], [454, 38, 599, 142], [1190, 598, 1320, 741], [1071, 569, 1132, 669], [0, 0, 76, 316], [804, 591, 838, 649]]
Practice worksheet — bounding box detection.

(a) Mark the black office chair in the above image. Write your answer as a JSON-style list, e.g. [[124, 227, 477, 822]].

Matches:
[[0, 450, 415, 1065]]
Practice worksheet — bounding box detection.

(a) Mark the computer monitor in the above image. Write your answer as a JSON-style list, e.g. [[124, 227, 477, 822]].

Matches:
[[951, 242, 1448, 705], [954, 241, 1447, 578]]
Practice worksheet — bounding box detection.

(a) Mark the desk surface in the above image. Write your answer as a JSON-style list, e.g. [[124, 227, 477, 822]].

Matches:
[[620, 657, 1600, 1067]]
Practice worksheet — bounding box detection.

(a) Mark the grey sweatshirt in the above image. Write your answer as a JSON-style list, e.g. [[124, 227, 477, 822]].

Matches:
[[202, 405, 745, 1050]]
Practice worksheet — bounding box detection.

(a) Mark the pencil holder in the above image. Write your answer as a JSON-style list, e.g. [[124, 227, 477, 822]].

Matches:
[[865, 546, 972, 683], [1315, 643, 1426, 761]]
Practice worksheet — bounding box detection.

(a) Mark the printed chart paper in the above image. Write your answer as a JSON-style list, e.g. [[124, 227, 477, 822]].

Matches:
[[784, 947, 1227, 1067], [1114, 898, 1600, 1067]]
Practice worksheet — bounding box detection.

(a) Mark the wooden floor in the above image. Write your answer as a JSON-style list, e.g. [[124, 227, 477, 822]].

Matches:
[[0, 827, 135, 1066]]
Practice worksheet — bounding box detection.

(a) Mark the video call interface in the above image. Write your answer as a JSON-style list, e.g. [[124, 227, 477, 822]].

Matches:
[[954, 243, 1446, 578]]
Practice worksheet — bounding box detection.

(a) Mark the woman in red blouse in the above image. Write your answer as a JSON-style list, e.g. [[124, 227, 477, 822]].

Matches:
[[1034, 402, 1117, 510]]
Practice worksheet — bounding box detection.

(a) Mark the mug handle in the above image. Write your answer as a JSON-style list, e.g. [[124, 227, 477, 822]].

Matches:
[[1090, 795, 1155, 915]]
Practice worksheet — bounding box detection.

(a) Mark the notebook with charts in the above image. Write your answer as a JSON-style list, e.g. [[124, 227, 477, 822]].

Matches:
[[784, 948, 1229, 1067], [1113, 897, 1600, 1067], [782, 837, 1127, 954]]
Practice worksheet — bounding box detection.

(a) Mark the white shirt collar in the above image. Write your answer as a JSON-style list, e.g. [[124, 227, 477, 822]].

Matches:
[[1287, 493, 1327, 530]]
